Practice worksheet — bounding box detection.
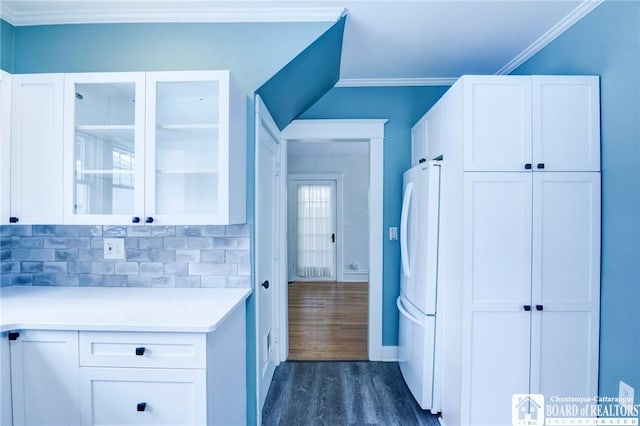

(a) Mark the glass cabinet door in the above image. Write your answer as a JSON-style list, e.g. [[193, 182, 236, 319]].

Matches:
[[64, 73, 145, 223], [148, 78, 222, 218]]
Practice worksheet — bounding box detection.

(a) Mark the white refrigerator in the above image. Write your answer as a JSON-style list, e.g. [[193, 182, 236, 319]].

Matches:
[[397, 160, 442, 413]]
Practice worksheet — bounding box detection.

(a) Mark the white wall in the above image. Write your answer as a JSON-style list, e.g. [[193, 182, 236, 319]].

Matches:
[[287, 141, 369, 281]]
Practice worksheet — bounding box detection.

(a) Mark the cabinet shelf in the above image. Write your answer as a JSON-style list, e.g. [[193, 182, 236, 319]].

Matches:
[[76, 125, 135, 147], [76, 169, 134, 175], [156, 125, 218, 144], [156, 169, 218, 175], [76, 124, 135, 131], [157, 124, 218, 130]]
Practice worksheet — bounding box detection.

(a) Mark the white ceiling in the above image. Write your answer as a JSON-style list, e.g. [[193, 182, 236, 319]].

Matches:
[[1, 0, 604, 85]]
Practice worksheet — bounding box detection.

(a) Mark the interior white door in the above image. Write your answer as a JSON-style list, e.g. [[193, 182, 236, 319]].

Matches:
[[255, 97, 280, 416], [289, 180, 337, 281]]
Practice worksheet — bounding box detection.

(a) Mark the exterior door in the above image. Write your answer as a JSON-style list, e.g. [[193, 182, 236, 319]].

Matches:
[[289, 180, 337, 281], [255, 97, 280, 416]]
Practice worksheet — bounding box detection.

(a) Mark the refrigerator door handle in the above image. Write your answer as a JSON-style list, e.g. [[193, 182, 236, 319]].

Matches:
[[397, 296, 422, 326], [400, 182, 414, 277]]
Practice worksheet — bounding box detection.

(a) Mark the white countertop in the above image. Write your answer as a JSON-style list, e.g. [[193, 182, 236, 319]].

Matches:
[[0, 285, 251, 333]]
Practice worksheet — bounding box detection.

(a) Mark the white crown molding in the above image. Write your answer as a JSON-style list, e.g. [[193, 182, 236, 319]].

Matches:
[[496, 0, 604, 75], [0, 4, 345, 26], [335, 77, 457, 87]]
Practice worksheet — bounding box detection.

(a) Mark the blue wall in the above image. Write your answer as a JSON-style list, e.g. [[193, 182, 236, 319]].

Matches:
[[0, 19, 14, 71], [6, 20, 332, 426], [10, 21, 330, 93], [300, 86, 450, 345], [513, 0, 640, 401]]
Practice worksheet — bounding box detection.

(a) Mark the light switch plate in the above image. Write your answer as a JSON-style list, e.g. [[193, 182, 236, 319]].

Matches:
[[619, 381, 635, 410], [389, 227, 398, 241], [104, 238, 125, 260]]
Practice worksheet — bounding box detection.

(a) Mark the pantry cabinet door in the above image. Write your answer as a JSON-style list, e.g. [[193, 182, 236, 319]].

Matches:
[[530, 172, 600, 401], [463, 76, 532, 172], [461, 172, 533, 425], [532, 76, 600, 171]]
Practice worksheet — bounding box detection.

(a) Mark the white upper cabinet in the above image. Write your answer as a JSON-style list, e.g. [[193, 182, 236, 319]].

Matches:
[[11, 74, 65, 224], [463, 76, 533, 172], [0, 71, 11, 225], [461, 75, 600, 172], [62, 70, 246, 225], [63, 73, 146, 225], [410, 118, 427, 166], [145, 71, 246, 225], [532, 76, 600, 171]]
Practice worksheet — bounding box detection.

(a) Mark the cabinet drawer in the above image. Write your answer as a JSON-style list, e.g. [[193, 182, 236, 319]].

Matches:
[[79, 332, 206, 369], [80, 367, 206, 425]]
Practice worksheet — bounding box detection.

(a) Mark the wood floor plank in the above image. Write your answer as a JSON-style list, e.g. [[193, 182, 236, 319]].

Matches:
[[288, 281, 368, 361], [262, 361, 441, 426]]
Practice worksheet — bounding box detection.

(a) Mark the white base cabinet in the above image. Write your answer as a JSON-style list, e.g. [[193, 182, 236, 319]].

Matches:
[[0, 332, 12, 426], [6, 302, 246, 426], [79, 368, 207, 426], [9, 330, 80, 426]]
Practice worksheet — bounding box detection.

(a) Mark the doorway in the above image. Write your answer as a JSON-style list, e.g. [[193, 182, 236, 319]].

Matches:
[[288, 178, 338, 282], [286, 141, 369, 360]]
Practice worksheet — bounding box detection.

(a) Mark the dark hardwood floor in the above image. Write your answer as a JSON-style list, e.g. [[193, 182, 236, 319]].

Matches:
[[288, 281, 368, 361], [262, 361, 440, 426]]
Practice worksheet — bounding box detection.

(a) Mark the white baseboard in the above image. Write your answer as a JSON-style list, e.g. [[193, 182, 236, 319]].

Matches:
[[380, 345, 399, 361], [341, 270, 369, 282]]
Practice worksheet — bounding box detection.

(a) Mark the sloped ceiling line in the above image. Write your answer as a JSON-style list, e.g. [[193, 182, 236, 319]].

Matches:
[[256, 15, 346, 130]]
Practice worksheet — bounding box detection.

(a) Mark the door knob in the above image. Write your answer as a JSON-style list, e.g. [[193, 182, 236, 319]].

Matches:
[[261, 280, 270, 289]]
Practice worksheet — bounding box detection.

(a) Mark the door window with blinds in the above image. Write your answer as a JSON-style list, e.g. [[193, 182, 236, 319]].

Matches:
[[290, 181, 337, 280]]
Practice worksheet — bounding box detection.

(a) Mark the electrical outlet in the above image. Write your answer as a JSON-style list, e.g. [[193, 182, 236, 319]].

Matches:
[[389, 227, 398, 241], [619, 381, 635, 410], [104, 238, 125, 260]]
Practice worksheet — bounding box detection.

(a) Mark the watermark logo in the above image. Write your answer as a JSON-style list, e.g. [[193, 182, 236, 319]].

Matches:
[[512, 394, 640, 425], [513, 394, 545, 426]]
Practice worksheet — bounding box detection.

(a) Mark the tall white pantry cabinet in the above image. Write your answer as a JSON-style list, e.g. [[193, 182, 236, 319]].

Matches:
[[411, 75, 601, 426]]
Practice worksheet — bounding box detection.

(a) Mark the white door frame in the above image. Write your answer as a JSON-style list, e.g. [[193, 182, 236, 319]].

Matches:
[[254, 96, 282, 426], [280, 119, 387, 361], [287, 174, 343, 282]]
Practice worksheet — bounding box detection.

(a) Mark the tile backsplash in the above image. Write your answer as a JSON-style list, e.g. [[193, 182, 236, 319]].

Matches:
[[0, 225, 251, 288]]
